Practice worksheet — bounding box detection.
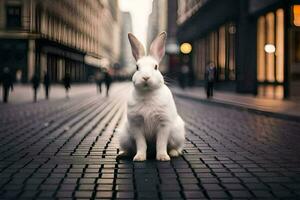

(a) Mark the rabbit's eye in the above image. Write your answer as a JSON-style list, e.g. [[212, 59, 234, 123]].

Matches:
[[136, 65, 139, 71], [155, 65, 158, 70]]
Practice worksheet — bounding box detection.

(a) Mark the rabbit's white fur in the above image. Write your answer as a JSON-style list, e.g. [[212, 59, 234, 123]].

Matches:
[[119, 32, 185, 161]]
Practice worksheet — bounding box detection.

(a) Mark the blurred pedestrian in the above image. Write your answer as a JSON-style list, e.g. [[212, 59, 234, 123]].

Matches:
[[103, 69, 112, 97], [43, 71, 51, 99], [63, 73, 71, 98], [178, 64, 189, 89], [205, 62, 217, 98], [31, 74, 40, 102], [1, 67, 14, 103], [95, 71, 103, 94]]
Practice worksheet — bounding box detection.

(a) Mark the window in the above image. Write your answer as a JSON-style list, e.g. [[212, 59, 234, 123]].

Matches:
[[257, 8, 284, 99], [193, 22, 236, 82], [6, 6, 21, 28], [257, 8, 284, 83], [218, 26, 226, 80]]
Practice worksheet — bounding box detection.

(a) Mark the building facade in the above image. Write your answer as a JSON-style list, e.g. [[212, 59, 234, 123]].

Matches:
[[147, 0, 168, 72], [119, 12, 134, 75], [165, 0, 181, 79], [0, 0, 120, 83], [98, 0, 120, 70], [177, 0, 300, 99]]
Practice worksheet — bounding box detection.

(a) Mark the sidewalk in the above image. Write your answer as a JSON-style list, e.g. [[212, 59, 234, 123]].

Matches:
[[0, 83, 102, 104], [171, 86, 300, 122]]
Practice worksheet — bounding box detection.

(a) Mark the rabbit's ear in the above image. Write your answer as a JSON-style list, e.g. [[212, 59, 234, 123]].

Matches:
[[128, 33, 145, 61], [149, 32, 167, 63]]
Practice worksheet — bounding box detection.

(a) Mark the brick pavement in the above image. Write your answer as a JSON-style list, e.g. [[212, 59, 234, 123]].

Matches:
[[0, 83, 300, 199]]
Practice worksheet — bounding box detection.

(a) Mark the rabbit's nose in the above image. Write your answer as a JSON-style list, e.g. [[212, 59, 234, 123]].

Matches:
[[142, 76, 150, 81]]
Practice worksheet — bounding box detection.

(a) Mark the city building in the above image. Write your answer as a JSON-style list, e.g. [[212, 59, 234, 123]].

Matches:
[[177, 0, 300, 99], [165, 0, 180, 79], [147, 0, 168, 72], [119, 11, 134, 75], [98, 0, 120, 71], [0, 0, 120, 83]]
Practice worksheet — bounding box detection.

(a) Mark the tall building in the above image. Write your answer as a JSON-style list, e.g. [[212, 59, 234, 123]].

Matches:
[[99, 0, 120, 70], [177, 0, 300, 99], [147, 0, 168, 72], [0, 0, 120, 83], [120, 12, 134, 74]]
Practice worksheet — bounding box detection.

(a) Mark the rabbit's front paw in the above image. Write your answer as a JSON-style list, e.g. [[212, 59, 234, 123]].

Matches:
[[169, 149, 181, 157], [133, 153, 146, 161], [156, 153, 170, 161]]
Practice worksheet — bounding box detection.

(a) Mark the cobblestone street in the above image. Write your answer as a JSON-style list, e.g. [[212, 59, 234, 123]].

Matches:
[[0, 83, 300, 200]]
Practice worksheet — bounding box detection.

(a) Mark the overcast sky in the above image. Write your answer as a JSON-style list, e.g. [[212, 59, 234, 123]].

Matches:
[[119, 0, 153, 48]]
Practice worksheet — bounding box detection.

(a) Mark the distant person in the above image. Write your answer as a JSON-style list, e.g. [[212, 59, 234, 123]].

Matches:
[[63, 73, 71, 98], [95, 71, 103, 94], [43, 72, 51, 99], [103, 69, 112, 97], [205, 62, 217, 98], [178, 64, 189, 89], [1, 67, 14, 103], [31, 74, 40, 102]]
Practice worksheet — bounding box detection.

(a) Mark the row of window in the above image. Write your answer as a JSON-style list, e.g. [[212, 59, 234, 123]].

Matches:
[[39, 12, 101, 54], [192, 8, 286, 85], [47, 54, 86, 82], [4, 2, 106, 56]]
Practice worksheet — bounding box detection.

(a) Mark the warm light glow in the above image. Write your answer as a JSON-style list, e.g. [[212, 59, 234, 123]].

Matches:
[[257, 16, 265, 82], [218, 26, 226, 69], [257, 85, 284, 99], [293, 5, 300, 26], [209, 32, 217, 68], [266, 12, 275, 82], [264, 44, 276, 53], [257, 9, 285, 85], [180, 43, 192, 54], [276, 9, 284, 83]]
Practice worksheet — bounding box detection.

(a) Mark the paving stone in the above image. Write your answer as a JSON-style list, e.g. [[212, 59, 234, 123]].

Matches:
[[95, 191, 113, 198], [206, 190, 229, 198], [115, 191, 135, 199], [252, 190, 274, 198], [183, 191, 206, 199], [74, 191, 93, 198], [229, 190, 253, 198]]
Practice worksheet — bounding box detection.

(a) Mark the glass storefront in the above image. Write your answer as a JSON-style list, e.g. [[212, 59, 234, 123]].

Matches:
[[257, 8, 284, 99], [0, 39, 28, 82], [290, 5, 300, 98], [47, 54, 85, 82], [193, 22, 236, 82]]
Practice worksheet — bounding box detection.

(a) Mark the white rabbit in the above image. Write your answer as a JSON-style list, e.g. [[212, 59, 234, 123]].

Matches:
[[118, 32, 185, 161]]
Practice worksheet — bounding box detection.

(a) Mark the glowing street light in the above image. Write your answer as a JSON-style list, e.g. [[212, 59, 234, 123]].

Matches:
[[264, 44, 276, 53], [180, 43, 192, 54]]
